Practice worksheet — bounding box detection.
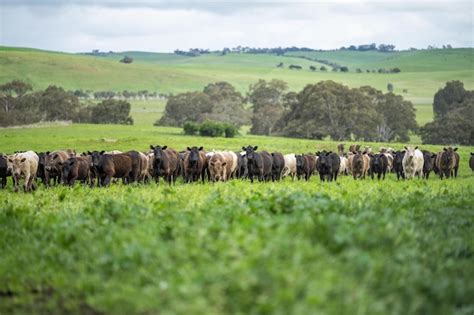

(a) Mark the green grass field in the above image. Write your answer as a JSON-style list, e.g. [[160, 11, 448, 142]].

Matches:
[[1, 120, 473, 315]]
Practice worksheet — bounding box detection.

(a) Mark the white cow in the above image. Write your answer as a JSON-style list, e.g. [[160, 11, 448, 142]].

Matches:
[[338, 156, 348, 175], [7, 151, 39, 192], [282, 154, 297, 180], [402, 146, 424, 179]]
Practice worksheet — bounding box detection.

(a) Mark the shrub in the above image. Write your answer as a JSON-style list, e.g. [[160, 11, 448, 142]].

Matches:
[[224, 124, 238, 138], [183, 121, 199, 135], [198, 120, 225, 137]]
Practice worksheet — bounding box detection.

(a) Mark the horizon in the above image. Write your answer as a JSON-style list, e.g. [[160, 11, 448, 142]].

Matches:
[[1, 0, 473, 53]]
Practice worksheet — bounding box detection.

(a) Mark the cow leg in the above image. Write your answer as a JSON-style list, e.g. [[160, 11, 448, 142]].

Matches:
[[1, 176, 6, 189]]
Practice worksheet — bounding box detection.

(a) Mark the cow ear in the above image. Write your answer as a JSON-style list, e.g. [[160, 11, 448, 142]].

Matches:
[[100, 151, 105, 155], [242, 147, 246, 151], [222, 162, 226, 166], [326, 152, 331, 156], [453, 147, 458, 151], [414, 146, 418, 150], [404, 146, 408, 150], [443, 148, 447, 151], [87, 151, 92, 155], [271, 153, 274, 156], [162, 146, 167, 150], [253, 146, 258, 151], [432, 154, 437, 158], [20, 158, 26, 163], [198, 147, 203, 151], [46, 151, 50, 155], [150, 145, 155, 150], [53, 154, 58, 159], [8, 158, 13, 163], [187, 147, 191, 151]]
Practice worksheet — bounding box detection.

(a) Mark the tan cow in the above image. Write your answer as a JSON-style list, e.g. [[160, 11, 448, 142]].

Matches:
[[282, 153, 296, 180], [44, 150, 72, 186], [208, 152, 227, 182], [7, 151, 39, 192]]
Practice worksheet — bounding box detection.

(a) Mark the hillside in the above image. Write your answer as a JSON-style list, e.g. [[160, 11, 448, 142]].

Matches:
[[1, 46, 473, 106]]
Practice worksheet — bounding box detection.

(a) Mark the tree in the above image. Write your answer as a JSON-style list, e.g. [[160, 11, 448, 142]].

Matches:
[[320, 66, 327, 72], [158, 92, 212, 127], [120, 56, 133, 64], [0, 80, 32, 113], [387, 83, 394, 93], [248, 79, 288, 136], [40, 86, 81, 121], [340, 66, 349, 72], [201, 81, 249, 127], [360, 86, 417, 142], [433, 80, 467, 118], [421, 81, 473, 145], [275, 81, 380, 141], [90, 99, 133, 125]]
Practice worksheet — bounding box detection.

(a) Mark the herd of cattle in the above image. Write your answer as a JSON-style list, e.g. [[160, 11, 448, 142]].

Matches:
[[0, 144, 472, 192]]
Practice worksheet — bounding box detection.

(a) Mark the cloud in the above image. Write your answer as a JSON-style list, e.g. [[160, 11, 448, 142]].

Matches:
[[0, 1, 472, 52]]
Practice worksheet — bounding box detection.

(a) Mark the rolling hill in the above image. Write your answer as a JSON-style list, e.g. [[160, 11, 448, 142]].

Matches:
[[1, 46, 473, 107]]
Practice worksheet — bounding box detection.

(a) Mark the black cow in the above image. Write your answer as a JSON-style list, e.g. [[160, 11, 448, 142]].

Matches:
[[271, 152, 285, 181], [393, 151, 405, 180], [242, 146, 272, 183], [183, 146, 207, 183], [36, 152, 48, 185], [0, 154, 8, 188], [421, 150, 436, 179], [370, 153, 388, 180], [61, 156, 91, 186], [316, 151, 340, 182]]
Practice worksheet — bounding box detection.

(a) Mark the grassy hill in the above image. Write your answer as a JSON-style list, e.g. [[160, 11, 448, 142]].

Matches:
[[1, 46, 472, 106]]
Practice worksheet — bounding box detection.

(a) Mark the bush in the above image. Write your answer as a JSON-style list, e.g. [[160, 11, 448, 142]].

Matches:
[[90, 99, 133, 125], [183, 121, 199, 135], [198, 120, 225, 137], [224, 124, 238, 138]]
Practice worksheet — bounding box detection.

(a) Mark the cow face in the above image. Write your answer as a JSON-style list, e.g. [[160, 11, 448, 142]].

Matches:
[[404, 146, 416, 161], [187, 146, 203, 165], [210, 157, 226, 181], [243, 146, 258, 162], [9, 157, 27, 179], [296, 155, 305, 169], [151, 145, 167, 163], [441, 147, 457, 167], [61, 158, 76, 182], [88, 151, 105, 169]]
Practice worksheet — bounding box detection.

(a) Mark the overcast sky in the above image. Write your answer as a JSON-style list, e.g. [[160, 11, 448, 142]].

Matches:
[[0, 0, 472, 52]]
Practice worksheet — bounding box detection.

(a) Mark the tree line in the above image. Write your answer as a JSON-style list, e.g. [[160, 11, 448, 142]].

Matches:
[[0, 81, 133, 127], [157, 80, 418, 142]]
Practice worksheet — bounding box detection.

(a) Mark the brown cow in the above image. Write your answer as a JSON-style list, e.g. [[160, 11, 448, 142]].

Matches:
[[183, 146, 207, 183], [208, 152, 227, 182], [44, 150, 74, 186], [436, 147, 459, 179], [150, 145, 179, 185], [351, 151, 370, 180], [89, 151, 138, 187], [61, 156, 91, 186]]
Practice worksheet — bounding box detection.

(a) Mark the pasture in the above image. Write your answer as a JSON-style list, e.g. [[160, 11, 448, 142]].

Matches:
[[0, 46, 473, 314], [1, 115, 474, 314], [1, 46, 473, 110]]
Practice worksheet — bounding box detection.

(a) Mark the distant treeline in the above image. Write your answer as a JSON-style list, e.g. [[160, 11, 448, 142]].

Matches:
[[71, 89, 167, 100], [0, 81, 133, 127]]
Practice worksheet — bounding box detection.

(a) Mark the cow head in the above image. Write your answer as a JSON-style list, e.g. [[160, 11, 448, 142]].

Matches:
[[187, 146, 203, 165], [209, 155, 226, 181], [88, 151, 105, 169], [394, 151, 405, 165], [404, 146, 417, 161], [8, 156, 27, 179], [295, 155, 305, 169], [242, 146, 258, 162], [150, 145, 168, 163], [441, 147, 457, 167], [61, 157, 76, 183]]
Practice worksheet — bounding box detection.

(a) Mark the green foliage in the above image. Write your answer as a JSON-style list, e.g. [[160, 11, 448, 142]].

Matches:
[[158, 82, 249, 128], [421, 81, 474, 145], [40, 85, 81, 121], [198, 120, 225, 137], [119, 55, 133, 64], [224, 124, 238, 138], [387, 82, 394, 92], [183, 121, 199, 135], [0, 178, 473, 314], [275, 81, 417, 141], [248, 79, 288, 136], [90, 99, 133, 125]]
